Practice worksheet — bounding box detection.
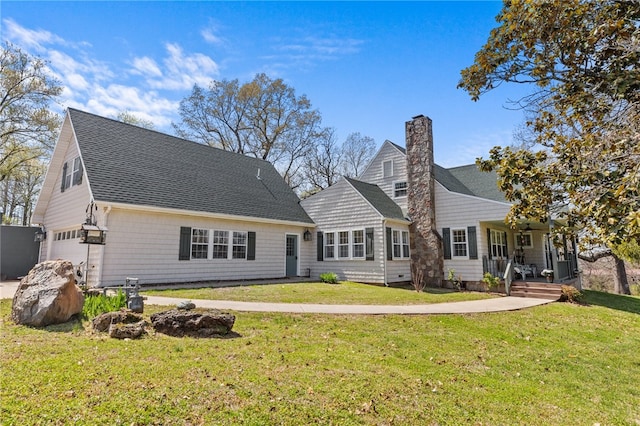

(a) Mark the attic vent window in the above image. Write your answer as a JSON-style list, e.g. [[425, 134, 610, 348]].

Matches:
[[383, 160, 393, 178]]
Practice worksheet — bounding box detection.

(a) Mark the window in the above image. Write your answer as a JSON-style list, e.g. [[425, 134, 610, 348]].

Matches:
[[394, 181, 408, 198], [383, 160, 393, 178], [72, 157, 82, 185], [515, 232, 533, 249], [61, 156, 82, 192], [338, 231, 350, 258], [352, 230, 364, 258], [402, 231, 410, 258], [324, 232, 335, 259], [212, 230, 229, 259], [191, 229, 209, 259], [452, 229, 468, 257], [490, 229, 507, 259], [392, 230, 410, 259], [232, 232, 247, 259]]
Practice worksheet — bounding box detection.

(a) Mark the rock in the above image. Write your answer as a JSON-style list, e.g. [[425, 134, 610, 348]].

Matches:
[[176, 300, 196, 310], [11, 260, 84, 327], [108, 321, 146, 339], [92, 310, 144, 333], [150, 309, 235, 338]]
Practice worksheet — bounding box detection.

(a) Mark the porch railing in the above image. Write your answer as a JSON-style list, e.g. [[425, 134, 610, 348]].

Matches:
[[482, 256, 507, 277]]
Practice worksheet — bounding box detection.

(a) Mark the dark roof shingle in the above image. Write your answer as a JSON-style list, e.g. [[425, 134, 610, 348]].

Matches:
[[345, 177, 408, 221], [69, 108, 313, 224]]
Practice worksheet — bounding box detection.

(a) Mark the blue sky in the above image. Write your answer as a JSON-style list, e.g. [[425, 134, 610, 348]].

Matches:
[[2, 1, 530, 167]]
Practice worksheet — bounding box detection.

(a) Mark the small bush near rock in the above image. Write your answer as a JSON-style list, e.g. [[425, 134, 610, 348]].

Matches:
[[559, 285, 585, 304], [320, 272, 338, 284], [82, 291, 127, 320]]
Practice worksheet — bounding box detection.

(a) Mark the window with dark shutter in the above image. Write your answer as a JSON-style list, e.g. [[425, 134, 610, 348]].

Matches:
[[247, 231, 256, 260], [386, 227, 393, 261], [365, 228, 374, 261], [468, 226, 478, 260], [317, 232, 324, 261], [73, 157, 83, 185], [442, 228, 451, 259], [179, 226, 191, 260]]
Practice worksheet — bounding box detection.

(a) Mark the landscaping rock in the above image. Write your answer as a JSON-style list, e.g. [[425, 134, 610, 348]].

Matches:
[[92, 310, 144, 333], [176, 300, 196, 310], [150, 309, 235, 338], [108, 321, 146, 339], [11, 260, 84, 327]]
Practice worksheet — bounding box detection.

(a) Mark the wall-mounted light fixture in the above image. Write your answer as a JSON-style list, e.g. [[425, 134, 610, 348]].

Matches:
[[303, 229, 312, 241], [34, 226, 46, 242]]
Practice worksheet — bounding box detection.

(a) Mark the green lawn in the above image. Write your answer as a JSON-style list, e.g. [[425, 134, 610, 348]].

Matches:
[[1, 289, 639, 425], [142, 281, 496, 304]]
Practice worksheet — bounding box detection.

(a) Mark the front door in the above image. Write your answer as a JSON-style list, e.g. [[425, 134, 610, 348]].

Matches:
[[285, 234, 298, 277]]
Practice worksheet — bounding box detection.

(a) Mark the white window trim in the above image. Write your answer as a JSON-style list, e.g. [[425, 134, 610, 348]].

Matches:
[[490, 229, 507, 259], [514, 232, 534, 249], [323, 229, 367, 260], [383, 160, 394, 178], [191, 228, 248, 260], [391, 229, 410, 260], [451, 228, 469, 259], [393, 181, 408, 198]]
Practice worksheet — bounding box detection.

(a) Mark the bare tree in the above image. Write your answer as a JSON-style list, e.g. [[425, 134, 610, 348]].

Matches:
[[174, 73, 325, 188], [115, 110, 155, 130], [341, 132, 375, 178], [303, 128, 342, 193]]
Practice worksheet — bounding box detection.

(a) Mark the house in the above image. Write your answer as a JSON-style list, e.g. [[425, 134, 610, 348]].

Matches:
[[32, 109, 316, 287], [303, 115, 578, 286]]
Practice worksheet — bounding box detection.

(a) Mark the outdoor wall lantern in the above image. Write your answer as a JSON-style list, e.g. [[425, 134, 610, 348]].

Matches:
[[80, 201, 107, 245], [34, 226, 46, 242], [303, 229, 312, 241]]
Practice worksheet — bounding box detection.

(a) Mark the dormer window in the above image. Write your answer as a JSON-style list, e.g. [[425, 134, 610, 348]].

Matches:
[[61, 156, 83, 192]]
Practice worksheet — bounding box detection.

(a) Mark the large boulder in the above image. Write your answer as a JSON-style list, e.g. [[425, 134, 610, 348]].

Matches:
[[150, 309, 235, 338], [11, 260, 84, 327]]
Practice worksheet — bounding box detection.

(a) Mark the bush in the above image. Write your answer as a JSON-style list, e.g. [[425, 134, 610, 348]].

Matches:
[[319, 272, 338, 284], [82, 291, 127, 319], [559, 285, 585, 304], [482, 272, 501, 290]]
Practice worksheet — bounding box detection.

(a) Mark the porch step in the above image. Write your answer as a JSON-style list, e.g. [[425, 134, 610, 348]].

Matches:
[[510, 282, 562, 301]]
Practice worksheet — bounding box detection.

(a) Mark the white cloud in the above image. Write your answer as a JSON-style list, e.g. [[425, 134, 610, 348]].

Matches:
[[131, 56, 163, 77], [2, 18, 66, 51], [143, 43, 219, 90], [201, 28, 223, 45]]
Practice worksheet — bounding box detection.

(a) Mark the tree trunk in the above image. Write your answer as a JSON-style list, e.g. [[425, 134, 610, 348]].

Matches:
[[612, 254, 631, 295]]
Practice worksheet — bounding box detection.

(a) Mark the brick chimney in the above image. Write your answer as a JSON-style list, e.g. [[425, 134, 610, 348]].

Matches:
[[406, 115, 444, 287]]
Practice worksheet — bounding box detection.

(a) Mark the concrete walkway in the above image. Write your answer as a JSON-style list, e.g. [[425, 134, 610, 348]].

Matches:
[[1, 280, 552, 314]]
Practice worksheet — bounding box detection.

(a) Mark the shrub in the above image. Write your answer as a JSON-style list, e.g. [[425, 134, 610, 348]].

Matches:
[[482, 272, 501, 290], [559, 285, 585, 304], [411, 264, 425, 292], [319, 272, 338, 284], [82, 291, 127, 319], [447, 269, 462, 291]]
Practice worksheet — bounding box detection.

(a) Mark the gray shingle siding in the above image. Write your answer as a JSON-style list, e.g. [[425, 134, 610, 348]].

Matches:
[[69, 108, 313, 224]]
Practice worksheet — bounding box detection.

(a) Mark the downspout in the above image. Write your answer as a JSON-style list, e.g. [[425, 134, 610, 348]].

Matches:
[[382, 219, 388, 286], [98, 205, 112, 287]]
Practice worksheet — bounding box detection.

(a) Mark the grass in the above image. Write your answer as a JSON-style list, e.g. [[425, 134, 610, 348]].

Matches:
[[142, 281, 496, 304], [1, 289, 640, 425]]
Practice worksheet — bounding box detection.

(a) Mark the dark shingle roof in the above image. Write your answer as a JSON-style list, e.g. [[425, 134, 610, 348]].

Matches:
[[446, 164, 507, 203], [69, 108, 313, 224], [387, 141, 507, 203], [344, 177, 408, 221]]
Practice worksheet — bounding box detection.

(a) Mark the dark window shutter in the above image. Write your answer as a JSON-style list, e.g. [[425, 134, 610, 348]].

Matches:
[[487, 228, 492, 260], [365, 227, 374, 261], [503, 231, 508, 258], [247, 231, 256, 260], [61, 162, 68, 192], [468, 226, 478, 259], [386, 227, 393, 261], [179, 227, 191, 260], [317, 231, 324, 261], [443, 228, 451, 260]]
